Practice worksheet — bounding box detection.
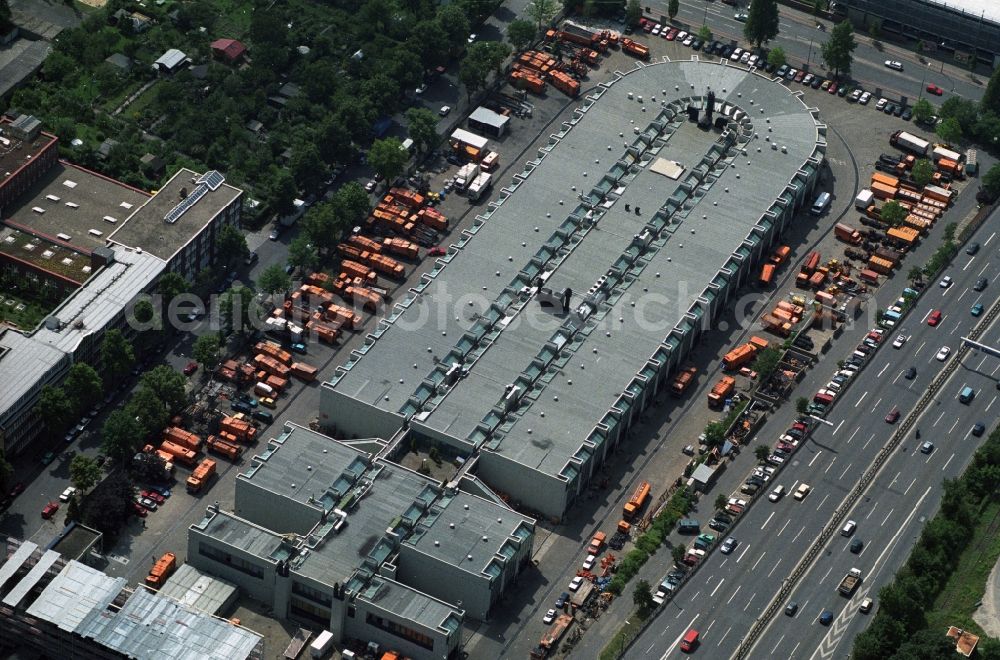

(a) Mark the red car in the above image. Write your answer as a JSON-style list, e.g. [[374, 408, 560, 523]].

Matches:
[[183, 361, 198, 376], [131, 501, 148, 517], [828, 82, 839, 94], [41, 501, 59, 519], [665, 28, 679, 41], [8, 482, 25, 498], [926, 84, 943, 96], [427, 246, 447, 256], [927, 310, 942, 326], [885, 407, 901, 424], [141, 489, 165, 505]]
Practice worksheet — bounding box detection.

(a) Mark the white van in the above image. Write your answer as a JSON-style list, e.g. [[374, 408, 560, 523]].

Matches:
[[811, 192, 832, 216]]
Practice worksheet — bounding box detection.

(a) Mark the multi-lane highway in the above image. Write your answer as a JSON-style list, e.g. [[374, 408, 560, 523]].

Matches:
[[652, 0, 987, 105], [627, 219, 1000, 659]]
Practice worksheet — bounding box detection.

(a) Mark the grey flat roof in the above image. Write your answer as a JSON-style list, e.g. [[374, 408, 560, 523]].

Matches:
[[157, 564, 239, 615], [0, 40, 51, 100], [357, 576, 463, 632], [470, 106, 510, 129], [926, 0, 1000, 24], [405, 490, 533, 577], [2, 549, 60, 606], [25, 561, 126, 633], [331, 60, 820, 481], [79, 583, 262, 659], [0, 328, 66, 422], [4, 162, 150, 251], [196, 509, 285, 560], [0, 121, 55, 201], [107, 167, 242, 262]]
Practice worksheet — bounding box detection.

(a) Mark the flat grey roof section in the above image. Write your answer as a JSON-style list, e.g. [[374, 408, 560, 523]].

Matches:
[[405, 491, 533, 576], [25, 561, 126, 632], [2, 549, 60, 607], [357, 577, 462, 632], [0, 539, 38, 592], [107, 167, 242, 262], [0, 39, 52, 100], [927, 0, 1000, 24], [4, 161, 151, 251], [32, 246, 166, 355], [297, 461, 435, 586], [197, 509, 285, 560], [79, 586, 262, 659], [0, 328, 66, 422], [157, 564, 239, 615]]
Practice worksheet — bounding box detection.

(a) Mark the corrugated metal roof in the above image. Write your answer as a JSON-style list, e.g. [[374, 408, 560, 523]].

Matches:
[[26, 561, 126, 632], [157, 564, 238, 615], [2, 549, 60, 606]]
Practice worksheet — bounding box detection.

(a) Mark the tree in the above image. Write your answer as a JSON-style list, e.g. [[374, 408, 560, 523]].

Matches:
[[698, 25, 713, 42], [867, 18, 881, 39], [460, 49, 493, 100], [368, 137, 409, 183], [257, 264, 292, 295], [796, 396, 809, 414], [102, 409, 144, 463], [703, 421, 726, 447], [140, 366, 187, 415], [69, 455, 102, 493], [332, 182, 372, 226], [936, 117, 962, 144], [526, 0, 557, 30], [767, 46, 786, 69], [911, 159, 934, 187], [192, 334, 221, 371], [983, 163, 1000, 200], [100, 329, 135, 383], [752, 346, 782, 380], [132, 450, 170, 483], [714, 493, 727, 511], [126, 387, 169, 441], [939, 97, 978, 134], [982, 64, 1000, 116], [881, 200, 907, 227], [266, 168, 298, 218], [821, 20, 857, 78], [133, 297, 155, 325], [36, 385, 75, 436], [64, 362, 104, 413], [908, 266, 924, 283], [671, 544, 686, 564], [405, 108, 440, 154], [219, 286, 258, 338], [912, 98, 935, 125], [744, 0, 780, 48], [215, 223, 248, 269], [302, 202, 346, 256], [667, 0, 678, 21], [633, 579, 654, 612], [436, 4, 471, 53], [288, 235, 319, 275], [755, 444, 771, 462], [82, 470, 134, 538], [625, 0, 642, 29], [507, 19, 536, 50], [156, 272, 188, 307]]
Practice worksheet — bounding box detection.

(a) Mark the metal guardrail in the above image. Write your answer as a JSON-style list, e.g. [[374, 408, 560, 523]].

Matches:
[[733, 288, 1000, 659]]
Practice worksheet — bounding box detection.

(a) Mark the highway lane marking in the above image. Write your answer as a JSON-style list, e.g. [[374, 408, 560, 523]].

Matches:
[[792, 526, 805, 543], [870, 397, 882, 413], [943, 284, 954, 297], [790, 641, 801, 656], [933, 410, 945, 427], [903, 477, 917, 495], [839, 463, 853, 480], [847, 427, 860, 443], [736, 544, 751, 563], [926, 450, 935, 464], [915, 340, 926, 356], [947, 418, 959, 434], [751, 552, 766, 571], [988, 395, 997, 412], [816, 493, 830, 511], [877, 363, 889, 377], [710, 579, 725, 597], [821, 565, 833, 584], [777, 519, 791, 536], [661, 614, 700, 658], [888, 471, 900, 489], [865, 503, 878, 519], [761, 511, 775, 529], [717, 625, 732, 646], [986, 231, 996, 246], [979, 261, 992, 276], [743, 593, 756, 612], [767, 558, 783, 578], [704, 619, 716, 638], [854, 391, 868, 407], [979, 355, 988, 370], [862, 433, 875, 450], [833, 419, 845, 435], [920, 309, 932, 323], [963, 257, 974, 271], [772, 634, 786, 655], [727, 585, 741, 604], [809, 451, 824, 467], [943, 452, 955, 471], [881, 508, 894, 527], [994, 364, 1000, 376], [892, 371, 902, 385], [824, 456, 838, 474]]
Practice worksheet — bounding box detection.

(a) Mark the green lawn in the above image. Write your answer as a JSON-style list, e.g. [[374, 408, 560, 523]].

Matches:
[[926, 501, 1000, 634], [0, 293, 52, 331]]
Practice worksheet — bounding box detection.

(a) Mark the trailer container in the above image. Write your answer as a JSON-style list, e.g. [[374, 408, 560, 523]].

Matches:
[[254, 342, 293, 366], [159, 440, 197, 466], [870, 181, 897, 200], [834, 223, 862, 245], [854, 189, 874, 210], [859, 269, 879, 284], [291, 362, 318, 382], [206, 434, 243, 460], [769, 245, 791, 266], [382, 237, 420, 259], [759, 263, 776, 286], [623, 481, 651, 520], [890, 130, 930, 156], [340, 260, 377, 283], [163, 426, 202, 452], [670, 366, 697, 396]]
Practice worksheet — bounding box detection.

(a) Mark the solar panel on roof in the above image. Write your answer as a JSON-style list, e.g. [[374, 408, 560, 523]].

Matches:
[[164, 184, 209, 223], [197, 170, 225, 191]]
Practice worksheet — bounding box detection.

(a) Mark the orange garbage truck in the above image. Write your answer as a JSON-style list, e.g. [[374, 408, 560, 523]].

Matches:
[[146, 552, 177, 588], [186, 458, 217, 493]]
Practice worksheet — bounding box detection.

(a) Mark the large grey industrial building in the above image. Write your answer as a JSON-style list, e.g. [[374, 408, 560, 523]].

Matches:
[[188, 423, 535, 659], [321, 60, 825, 522]]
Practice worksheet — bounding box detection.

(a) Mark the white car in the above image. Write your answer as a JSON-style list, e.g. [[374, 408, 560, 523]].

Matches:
[[59, 486, 77, 502], [730, 47, 743, 61], [826, 381, 842, 392], [582, 554, 597, 570], [651, 23, 662, 35], [892, 334, 907, 349], [859, 91, 871, 105], [734, 11, 748, 21], [850, 88, 863, 102], [884, 60, 903, 71], [676, 31, 688, 41], [935, 346, 951, 361], [720, 537, 739, 554], [859, 597, 874, 613], [439, 105, 452, 116], [542, 608, 557, 624], [467, 33, 477, 44], [939, 275, 953, 288], [683, 35, 695, 47], [876, 97, 888, 111], [740, 51, 751, 64], [794, 483, 811, 500], [415, 83, 428, 95], [768, 485, 785, 502], [568, 576, 584, 592]]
